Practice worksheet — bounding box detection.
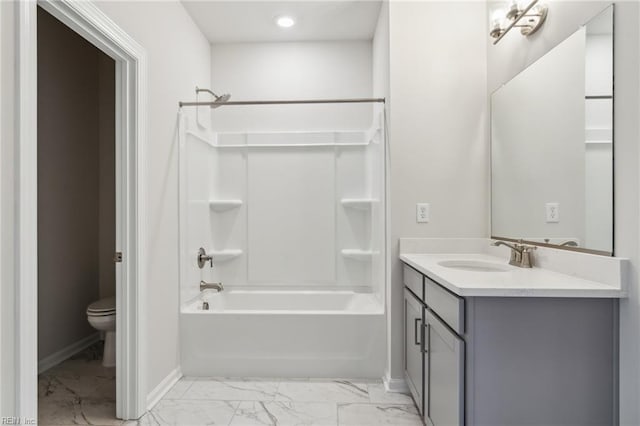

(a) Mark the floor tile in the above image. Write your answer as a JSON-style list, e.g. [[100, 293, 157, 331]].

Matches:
[[230, 401, 338, 426], [142, 399, 238, 425], [183, 378, 280, 401], [366, 383, 414, 404], [162, 378, 195, 400], [276, 380, 370, 403], [337, 403, 422, 426]]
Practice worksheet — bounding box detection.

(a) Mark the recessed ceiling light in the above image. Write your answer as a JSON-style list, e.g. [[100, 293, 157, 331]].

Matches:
[[276, 16, 295, 28]]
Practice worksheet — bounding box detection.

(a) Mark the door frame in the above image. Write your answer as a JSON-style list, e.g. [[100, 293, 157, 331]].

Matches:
[[16, 0, 147, 420]]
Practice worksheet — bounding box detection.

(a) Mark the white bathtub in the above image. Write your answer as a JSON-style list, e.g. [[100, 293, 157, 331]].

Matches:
[[180, 290, 386, 378]]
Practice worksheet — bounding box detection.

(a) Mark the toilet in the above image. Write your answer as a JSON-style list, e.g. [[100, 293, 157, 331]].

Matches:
[[86, 296, 116, 367]]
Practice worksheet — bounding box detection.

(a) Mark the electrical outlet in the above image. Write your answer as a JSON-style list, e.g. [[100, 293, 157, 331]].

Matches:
[[417, 203, 430, 223], [545, 203, 560, 223]]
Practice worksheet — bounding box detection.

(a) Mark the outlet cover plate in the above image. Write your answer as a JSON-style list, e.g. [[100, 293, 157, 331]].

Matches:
[[545, 202, 560, 223], [417, 203, 430, 223]]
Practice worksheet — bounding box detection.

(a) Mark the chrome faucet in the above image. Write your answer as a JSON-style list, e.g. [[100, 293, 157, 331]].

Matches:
[[200, 280, 224, 292], [492, 240, 537, 268]]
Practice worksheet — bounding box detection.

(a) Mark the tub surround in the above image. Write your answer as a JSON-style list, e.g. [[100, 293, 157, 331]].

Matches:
[[400, 237, 627, 298]]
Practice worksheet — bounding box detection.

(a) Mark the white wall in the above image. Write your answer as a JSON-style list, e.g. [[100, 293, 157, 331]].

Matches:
[[386, 1, 488, 382], [0, 0, 16, 416], [487, 2, 640, 423], [93, 0, 212, 399], [209, 41, 373, 131]]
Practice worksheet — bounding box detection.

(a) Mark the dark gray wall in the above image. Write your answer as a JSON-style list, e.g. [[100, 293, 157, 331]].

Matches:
[[37, 7, 115, 361]]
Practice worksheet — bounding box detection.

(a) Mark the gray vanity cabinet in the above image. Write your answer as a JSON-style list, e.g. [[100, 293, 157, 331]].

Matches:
[[403, 262, 617, 426], [404, 288, 424, 414], [425, 310, 464, 426]]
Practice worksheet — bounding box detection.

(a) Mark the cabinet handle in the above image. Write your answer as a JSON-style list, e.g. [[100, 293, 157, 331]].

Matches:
[[414, 318, 422, 345], [422, 323, 430, 353]]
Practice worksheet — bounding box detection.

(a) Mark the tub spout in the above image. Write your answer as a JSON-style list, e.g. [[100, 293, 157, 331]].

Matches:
[[200, 280, 224, 292]]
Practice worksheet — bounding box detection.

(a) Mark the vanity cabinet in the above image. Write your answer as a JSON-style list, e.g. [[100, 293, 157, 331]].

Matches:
[[425, 310, 464, 426], [403, 262, 617, 426], [404, 288, 424, 414], [403, 265, 464, 425]]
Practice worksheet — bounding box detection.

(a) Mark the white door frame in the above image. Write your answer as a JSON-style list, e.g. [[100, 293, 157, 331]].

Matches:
[[16, 0, 147, 420]]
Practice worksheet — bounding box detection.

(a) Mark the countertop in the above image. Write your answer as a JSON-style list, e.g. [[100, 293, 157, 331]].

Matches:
[[400, 253, 626, 298]]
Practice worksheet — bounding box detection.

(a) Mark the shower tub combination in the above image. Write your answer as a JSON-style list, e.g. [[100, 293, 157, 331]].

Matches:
[[178, 94, 387, 379]]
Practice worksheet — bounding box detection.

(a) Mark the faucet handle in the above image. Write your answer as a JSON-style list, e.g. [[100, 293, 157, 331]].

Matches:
[[197, 247, 213, 269], [520, 245, 537, 268]]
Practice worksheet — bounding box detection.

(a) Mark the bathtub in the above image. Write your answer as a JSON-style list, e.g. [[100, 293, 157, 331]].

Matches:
[[180, 290, 386, 378]]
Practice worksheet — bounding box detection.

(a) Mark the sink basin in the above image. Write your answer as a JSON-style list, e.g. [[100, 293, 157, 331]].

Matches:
[[437, 260, 511, 272]]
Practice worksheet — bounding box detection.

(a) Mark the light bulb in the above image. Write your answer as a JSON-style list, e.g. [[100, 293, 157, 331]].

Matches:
[[276, 16, 295, 28]]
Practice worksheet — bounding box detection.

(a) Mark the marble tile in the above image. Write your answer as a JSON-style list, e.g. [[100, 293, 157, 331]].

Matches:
[[141, 399, 238, 425], [183, 378, 280, 401], [337, 403, 422, 426], [162, 378, 195, 400], [276, 380, 370, 403], [79, 398, 121, 425], [366, 383, 414, 404], [229, 401, 338, 426]]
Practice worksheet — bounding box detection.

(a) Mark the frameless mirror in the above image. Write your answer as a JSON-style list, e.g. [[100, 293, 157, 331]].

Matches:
[[491, 5, 613, 255]]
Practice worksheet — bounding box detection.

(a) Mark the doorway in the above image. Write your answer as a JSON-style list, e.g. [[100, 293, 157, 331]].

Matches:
[[15, 0, 146, 420], [36, 6, 117, 423]]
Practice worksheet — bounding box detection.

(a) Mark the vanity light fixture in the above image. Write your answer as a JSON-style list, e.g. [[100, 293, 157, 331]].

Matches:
[[276, 15, 296, 28], [490, 0, 548, 45]]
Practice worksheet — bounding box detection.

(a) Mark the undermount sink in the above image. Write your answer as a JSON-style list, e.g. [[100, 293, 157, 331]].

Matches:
[[437, 260, 511, 272]]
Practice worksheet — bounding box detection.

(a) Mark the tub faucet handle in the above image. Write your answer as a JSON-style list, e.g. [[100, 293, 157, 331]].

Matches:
[[197, 247, 213, 269]]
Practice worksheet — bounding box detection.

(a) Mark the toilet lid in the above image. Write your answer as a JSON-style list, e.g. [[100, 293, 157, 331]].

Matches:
[[87, 296, 115, 314]]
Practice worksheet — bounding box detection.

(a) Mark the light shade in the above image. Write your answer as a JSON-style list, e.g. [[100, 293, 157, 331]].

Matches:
[[276, 16, 295, 28]]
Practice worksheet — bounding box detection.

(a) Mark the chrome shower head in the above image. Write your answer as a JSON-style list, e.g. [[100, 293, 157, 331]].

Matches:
[[195, 86, 231, 108]]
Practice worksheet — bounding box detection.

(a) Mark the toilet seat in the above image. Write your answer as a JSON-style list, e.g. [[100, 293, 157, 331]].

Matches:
[[87, 296, 115, 316]]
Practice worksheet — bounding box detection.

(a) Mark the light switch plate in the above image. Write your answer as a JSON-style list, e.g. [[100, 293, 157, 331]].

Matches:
[[417, 203, 430, 223], [546, 203, 560, 223]]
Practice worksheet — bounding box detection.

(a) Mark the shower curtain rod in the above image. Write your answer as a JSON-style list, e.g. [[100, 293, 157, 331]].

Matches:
[[178, 97, 385, 108]]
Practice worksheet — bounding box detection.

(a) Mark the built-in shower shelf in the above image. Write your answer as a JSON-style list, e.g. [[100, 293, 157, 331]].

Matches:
[[341, 249, 378, 261], [341, 198, 379, 210], [209, 200, 243, 212], [209, 249, 243, 262]]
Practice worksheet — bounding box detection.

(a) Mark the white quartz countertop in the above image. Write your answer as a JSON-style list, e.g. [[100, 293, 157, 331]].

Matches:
[[400, 253, 626, 298]]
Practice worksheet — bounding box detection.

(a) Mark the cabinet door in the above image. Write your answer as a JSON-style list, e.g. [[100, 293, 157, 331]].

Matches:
[[425, 310, 464, 426], [404, 289, 424, 414]]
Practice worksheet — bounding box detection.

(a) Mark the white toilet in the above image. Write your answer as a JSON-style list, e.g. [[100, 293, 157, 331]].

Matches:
[[86, 296, 116, 367]]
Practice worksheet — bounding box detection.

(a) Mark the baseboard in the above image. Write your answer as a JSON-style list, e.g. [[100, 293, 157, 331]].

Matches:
[[383, 374, 409, 393], [38, 332, 101, 374], [147, 366, 182, 410]]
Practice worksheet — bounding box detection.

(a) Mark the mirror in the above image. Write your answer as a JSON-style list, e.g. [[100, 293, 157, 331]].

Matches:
[[491, 6, 614, 255]]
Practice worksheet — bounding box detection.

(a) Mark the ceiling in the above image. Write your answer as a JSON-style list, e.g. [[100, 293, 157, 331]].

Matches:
[[181, 1, 383, 43]]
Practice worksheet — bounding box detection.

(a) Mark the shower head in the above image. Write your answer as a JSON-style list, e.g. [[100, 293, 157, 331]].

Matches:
[[195, 86, 231, 108]]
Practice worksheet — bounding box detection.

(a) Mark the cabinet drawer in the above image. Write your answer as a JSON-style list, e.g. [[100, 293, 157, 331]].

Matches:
[[425, 277, 464, 334], [404, 264, 424, 300]]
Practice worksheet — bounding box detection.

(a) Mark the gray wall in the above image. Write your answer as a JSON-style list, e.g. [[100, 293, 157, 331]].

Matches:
[[37, 7, 115, 362], [487, 2, 640, 424]]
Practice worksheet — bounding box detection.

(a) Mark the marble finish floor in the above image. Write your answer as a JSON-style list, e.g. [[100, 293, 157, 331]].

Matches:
[[39, 367, 422, 425], [138, 378, 422, 426], [38, 341, 122, 425]]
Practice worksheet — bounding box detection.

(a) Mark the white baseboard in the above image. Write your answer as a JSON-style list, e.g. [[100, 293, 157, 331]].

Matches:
[[383, 374, 409, 393], [147, 367, 182, 410], [38, 332, 101, 374]]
